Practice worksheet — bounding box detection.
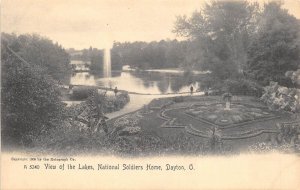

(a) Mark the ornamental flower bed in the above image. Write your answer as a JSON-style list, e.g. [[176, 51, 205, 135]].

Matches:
[[185, 103, 274, 127]]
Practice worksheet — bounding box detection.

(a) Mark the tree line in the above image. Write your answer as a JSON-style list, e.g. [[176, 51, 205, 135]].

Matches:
[[70, 40, 189, 71], [68, 47, 122, 73], [111, 40, 189, 70]]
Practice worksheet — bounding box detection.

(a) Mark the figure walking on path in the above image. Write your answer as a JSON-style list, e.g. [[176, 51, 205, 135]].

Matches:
[[190, 85, 194, 95], [114, 87, 118, 96]]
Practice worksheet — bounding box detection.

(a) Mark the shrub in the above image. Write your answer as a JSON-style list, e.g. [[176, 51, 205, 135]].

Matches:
[[71, 86, 97, 100], [1, 33, 71, 147], [104, 92, 130, 113], [1, 58, 65, 147], [260, 81, 300, 112], [285, 69, 300, 88], [223, 78, 263, 97], [249, 121, 300, 153], [275, 122, 300, 145], [201, 76, 263, 97]]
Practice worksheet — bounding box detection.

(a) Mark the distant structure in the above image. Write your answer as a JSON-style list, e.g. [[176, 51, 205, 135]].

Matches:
[[70, 60, 90, 72]]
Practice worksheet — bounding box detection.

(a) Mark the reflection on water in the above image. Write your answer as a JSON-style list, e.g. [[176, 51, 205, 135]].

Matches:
[[70, 72, 97, 86], [68, 69, 204, 119], [70, 70, 202, 94]]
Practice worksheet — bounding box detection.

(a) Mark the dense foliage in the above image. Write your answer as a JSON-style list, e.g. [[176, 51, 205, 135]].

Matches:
[[201, 76, 263, 96], [174, 0, 259, 80], [34, 91, 130, 153], [2, 33, 71, 82], [260, 82, 300, 113], [247, 2, 300, 86], [70, 86, 98, 100], [104, 92, 130, 113], [1, 35, 69, 146], [285, 69, 300, 88], [249, 121, 300, 153], [89, 49, 105, 73], [111, 40, 189, 70], [173, 1, 300, 91]]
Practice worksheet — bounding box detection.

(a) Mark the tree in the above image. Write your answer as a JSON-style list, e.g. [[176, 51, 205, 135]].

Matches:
[[1, 34, 67, 146], [173, 0, 259, 80], [2, 33, 71, 82], [89, 48, 104, 74], [246, 2, 300, 86], [111, 46, 123, 70]]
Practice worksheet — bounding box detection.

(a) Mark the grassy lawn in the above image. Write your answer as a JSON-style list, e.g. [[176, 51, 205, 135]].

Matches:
[[107, 95, 297, 155]]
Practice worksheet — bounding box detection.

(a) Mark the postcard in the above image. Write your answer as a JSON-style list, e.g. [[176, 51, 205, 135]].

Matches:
[[1, 0, 300, 189]]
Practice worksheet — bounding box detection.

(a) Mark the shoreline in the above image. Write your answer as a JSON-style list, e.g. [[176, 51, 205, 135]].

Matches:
[[106, 92, 204, 120]]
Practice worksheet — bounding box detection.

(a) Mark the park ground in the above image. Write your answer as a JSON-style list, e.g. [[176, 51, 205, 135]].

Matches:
[[4, 94, 299, 156], [106, 94, 299, 156]]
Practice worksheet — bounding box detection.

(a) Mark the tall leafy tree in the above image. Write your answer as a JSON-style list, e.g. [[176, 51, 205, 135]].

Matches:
[[2, 33, 71, 82], [1, 34, 67, 146], [89, 48, 105, 74], [246, 2, 300, 86], [173, 0, 259, 80]]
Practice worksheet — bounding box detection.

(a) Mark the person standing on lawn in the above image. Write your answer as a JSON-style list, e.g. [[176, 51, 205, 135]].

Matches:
[[114, 87, 118, 96], [190, 85, 194, 95]]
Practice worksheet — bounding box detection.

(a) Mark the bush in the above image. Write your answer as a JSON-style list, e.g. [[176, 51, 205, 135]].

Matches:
[[260, 82, 300, 112], [104, 92, 130, 113], [71, 86, 97, 100], [1, 51, 65, 147], [1, 33, 71, 148], [276, 122, 300, 145], [249, 122, 300, 153], [285, 69, 300, 88], [223, 78, 263, 97], [200, 75, 263, 97]]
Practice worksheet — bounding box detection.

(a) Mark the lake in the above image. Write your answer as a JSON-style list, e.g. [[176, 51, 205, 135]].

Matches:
[[70, 69, 204, 94], [67, 65, 205, 119]]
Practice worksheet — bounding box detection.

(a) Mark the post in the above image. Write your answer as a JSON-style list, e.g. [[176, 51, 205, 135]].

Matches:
[[225, 100, 230, 110], [222, 93, 232, 110]]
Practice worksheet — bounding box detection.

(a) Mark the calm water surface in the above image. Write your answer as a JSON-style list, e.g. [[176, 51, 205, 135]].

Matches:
[[70, 70, 202, 94], [68, 67, 204, 119]]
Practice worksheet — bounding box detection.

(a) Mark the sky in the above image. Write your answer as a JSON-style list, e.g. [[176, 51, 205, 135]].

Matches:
[[2, 0, 300, 49]]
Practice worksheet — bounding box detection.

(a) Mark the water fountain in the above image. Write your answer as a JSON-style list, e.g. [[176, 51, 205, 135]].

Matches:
[[103, 48, 111, 78]]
